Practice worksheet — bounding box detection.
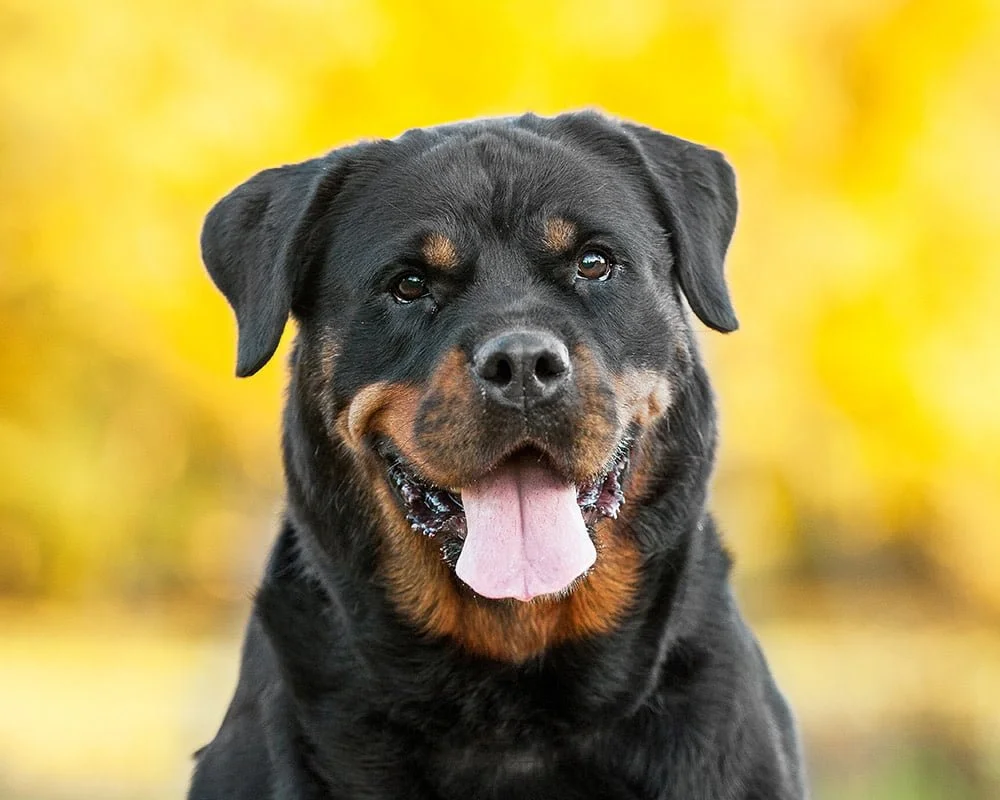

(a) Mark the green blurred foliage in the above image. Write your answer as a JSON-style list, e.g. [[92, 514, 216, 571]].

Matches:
[[1, 1, 998, 796]]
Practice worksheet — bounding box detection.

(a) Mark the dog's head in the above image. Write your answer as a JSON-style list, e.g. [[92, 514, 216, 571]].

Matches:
[[202, 112, 737, 661]]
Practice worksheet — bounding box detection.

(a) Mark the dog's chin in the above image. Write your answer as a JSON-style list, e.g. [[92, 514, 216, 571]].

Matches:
[[373, 437, 633, 542]]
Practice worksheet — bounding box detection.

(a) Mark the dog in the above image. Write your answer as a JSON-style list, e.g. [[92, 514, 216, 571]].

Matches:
[[188, 111, 806, 799]]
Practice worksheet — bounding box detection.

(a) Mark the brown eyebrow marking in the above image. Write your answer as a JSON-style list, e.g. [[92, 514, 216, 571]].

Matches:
[[421, 233, 460, 270], [543, 217, 577, 253]]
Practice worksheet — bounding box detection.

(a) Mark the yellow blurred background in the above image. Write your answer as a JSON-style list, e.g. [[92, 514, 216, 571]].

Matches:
[[1, 0, 998, 797]]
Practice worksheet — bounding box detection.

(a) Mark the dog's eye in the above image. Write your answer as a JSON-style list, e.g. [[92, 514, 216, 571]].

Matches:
[[390, 273, 429, 303], [576, 250, 615, 282]]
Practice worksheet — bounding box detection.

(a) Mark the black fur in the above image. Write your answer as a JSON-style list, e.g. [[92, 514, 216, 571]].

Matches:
[[190, 111, 806, 799]]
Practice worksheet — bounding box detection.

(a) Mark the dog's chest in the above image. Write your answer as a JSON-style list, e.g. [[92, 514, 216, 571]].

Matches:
[[422, 734, 637, 800], [431, 740, 548, 780]]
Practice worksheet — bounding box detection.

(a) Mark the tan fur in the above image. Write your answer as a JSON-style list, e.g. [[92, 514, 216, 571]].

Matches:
[[338, 382, 424, 458], [543, 217, 577, 253], [422, 232, 460, 270], [568, 347, 624, 477], [613, 369, 673, 427]]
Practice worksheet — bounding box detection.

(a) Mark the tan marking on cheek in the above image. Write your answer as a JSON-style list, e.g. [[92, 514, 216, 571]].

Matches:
[[543, 217, 577, 254], [614, 370, 673, 427], [568, 346, 621, 479], [408, 348, 490, 484], [337, 381, 423, 455], [425, 349, 470, 403], [604, 370, 671, 504], [422, 233, 460, 270]]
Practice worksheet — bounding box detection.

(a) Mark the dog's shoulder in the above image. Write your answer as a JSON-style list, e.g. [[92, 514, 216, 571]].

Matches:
[[189, 614, 278, 797]]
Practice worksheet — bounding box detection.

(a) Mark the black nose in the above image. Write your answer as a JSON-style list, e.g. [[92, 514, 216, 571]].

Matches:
[[472, 330, 572, 408]]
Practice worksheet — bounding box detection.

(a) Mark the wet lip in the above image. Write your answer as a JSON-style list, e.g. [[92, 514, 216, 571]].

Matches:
[[373, 439, 633, 539]]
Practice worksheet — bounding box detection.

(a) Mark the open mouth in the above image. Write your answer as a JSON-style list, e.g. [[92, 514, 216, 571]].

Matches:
[[379, 442, 632, 538], [376, 439, 633, 601]]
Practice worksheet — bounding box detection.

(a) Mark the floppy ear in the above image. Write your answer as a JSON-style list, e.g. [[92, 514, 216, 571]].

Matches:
[[201, 154, 349, 377], [621, 122, 739, 332]]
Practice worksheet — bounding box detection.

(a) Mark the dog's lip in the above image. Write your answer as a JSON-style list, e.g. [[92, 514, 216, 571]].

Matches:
[[372, 435, 633, 497], [373, 438, 465, 496]]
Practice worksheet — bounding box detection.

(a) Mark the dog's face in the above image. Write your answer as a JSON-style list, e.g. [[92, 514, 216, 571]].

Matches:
[[202, 112, 737, 661]]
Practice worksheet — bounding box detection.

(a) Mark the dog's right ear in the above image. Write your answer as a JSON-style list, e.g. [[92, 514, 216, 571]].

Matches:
[[201, 154, 350, 377]]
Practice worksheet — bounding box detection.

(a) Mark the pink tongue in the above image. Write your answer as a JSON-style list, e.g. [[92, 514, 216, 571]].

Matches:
[[455, 460, 596, 601]]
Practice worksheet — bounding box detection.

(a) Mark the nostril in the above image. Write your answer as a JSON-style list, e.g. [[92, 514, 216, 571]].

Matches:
[[493, 357, 513, 386], [534, 353, 566, 383], [477, 352, 514, 386]]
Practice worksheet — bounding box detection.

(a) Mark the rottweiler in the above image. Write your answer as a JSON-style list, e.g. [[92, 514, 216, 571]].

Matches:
[[188, 111, 806, 799]]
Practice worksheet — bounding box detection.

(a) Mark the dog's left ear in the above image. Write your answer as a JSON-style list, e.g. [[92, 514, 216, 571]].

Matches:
[[621, 122, 739, 332], [201, 153, 351, 377]]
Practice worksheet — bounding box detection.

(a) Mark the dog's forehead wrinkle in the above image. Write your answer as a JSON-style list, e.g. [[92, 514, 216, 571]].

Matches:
[[398, 131, 606, 221]]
